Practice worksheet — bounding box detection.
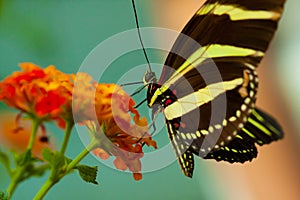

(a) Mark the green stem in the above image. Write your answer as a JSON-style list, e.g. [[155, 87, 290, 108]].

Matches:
[[66, 140, 97, 172], [26, 118, 40, 152], [6, 118, 40, 199], [6, 166, 27, 199], [33, 179, 54, 200], [33, 140, 98, 200], [59, 121, 74, 155]]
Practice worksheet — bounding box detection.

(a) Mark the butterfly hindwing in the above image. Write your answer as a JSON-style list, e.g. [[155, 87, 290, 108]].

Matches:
[[240, 108, 284, 145], [204, 108, 283, 163], [204, 134, 258, 163]]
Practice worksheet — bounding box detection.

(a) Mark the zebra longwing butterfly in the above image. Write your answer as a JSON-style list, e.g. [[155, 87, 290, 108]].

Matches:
[[141, 0, 285, 177]]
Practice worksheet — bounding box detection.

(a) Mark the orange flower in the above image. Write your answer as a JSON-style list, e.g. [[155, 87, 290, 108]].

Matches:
[[0, 112, 54, 158], [0, 63, 46, 113], [92, 84, 157, 180], [0, 63, 69, 125], [71, 72, 98, 124], [0, 63, 97, 129]]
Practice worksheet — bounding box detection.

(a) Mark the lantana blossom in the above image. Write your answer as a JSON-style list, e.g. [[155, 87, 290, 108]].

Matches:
[[91, 84, 157, 180], [0, 63, 157, 180], [0, 63, 98, 128], [0, 63, 73, 128]]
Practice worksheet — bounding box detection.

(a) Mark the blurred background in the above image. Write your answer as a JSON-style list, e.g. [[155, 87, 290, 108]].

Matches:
[[0, 0, 299, 199]]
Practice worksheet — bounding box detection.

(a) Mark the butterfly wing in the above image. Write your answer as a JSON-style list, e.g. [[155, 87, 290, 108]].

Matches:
[[166, 120, 195, 177], [205, 108, 283, 163], [160, 0, 285, 83], [166, 107, 283, 177], [157, 0, 285, 177]]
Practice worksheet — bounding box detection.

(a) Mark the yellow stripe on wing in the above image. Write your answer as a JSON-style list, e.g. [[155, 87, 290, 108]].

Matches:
[[175, 44, 264, 77], [198, 4, 282, 21], [164, 78, 243, 120], [248, 117, 272, 136], [252, 109, 282, 136], [149, 44, 263, 107]]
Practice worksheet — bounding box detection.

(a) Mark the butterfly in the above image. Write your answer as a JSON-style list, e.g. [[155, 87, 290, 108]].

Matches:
[[140, 0, 286, 177]]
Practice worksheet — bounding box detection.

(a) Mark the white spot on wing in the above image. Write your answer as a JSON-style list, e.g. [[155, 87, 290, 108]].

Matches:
[[241, 104, 247, 111], [201, 130, 209, 135], [229, 116, 237, 122]]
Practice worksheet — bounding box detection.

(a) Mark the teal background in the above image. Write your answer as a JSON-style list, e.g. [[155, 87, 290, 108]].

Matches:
[[1, 0, 300, 200], [0, 1, 221, 200]]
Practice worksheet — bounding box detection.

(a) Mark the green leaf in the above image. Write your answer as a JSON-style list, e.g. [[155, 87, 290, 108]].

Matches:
[[0, 150, 10, 171], [34, 165, 49, 177], [53, 153, 67, 168], [76, 165, 98, 185], [15, 149, 36, 166], [42, 149, 67, 169], [20, 163, 50, 181], [42, 149, 98, 184], [42, 149, 70, 181], [0, 191, 8, 200], [42, 148, 54, 163]]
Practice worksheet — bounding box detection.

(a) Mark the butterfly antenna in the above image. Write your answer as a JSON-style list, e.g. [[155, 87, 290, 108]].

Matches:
[[130, 83, 149, 97], [134, 97, 147, 109], [131, 0, 152, 73], [120, 81, 144, 87]]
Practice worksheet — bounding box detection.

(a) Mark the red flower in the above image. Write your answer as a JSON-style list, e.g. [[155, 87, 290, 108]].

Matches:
[[0, 63, 96, 128], [0, 63, 67, 124]]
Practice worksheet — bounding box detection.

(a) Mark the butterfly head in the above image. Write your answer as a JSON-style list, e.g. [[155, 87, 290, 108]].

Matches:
[[143, 70, 157, 85], [144, 70, 162, 107], [147, 83, 177, 109], [147, 83, 161, 108]]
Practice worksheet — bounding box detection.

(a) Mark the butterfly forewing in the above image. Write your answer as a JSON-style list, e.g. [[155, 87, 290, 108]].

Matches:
[[160, 0, 284, 84], [166, 121, 195, 177], [147, 0, 285, 177]]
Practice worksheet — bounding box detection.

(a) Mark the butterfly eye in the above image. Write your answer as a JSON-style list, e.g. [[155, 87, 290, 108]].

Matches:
[[151, 85, 156, 91], [164, 99, 172, 106]]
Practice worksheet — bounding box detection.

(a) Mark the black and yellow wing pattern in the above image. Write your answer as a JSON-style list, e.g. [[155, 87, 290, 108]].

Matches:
[[146, 0, 285, 177]]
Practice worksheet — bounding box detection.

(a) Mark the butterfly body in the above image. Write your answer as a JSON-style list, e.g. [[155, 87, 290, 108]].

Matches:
[[145, 0, 285, 178]]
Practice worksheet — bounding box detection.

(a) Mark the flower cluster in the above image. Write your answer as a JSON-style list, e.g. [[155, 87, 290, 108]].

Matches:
[[0, 63, 74, 128], [0, 63, 157, 180], [92, 84, 157, 180]]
